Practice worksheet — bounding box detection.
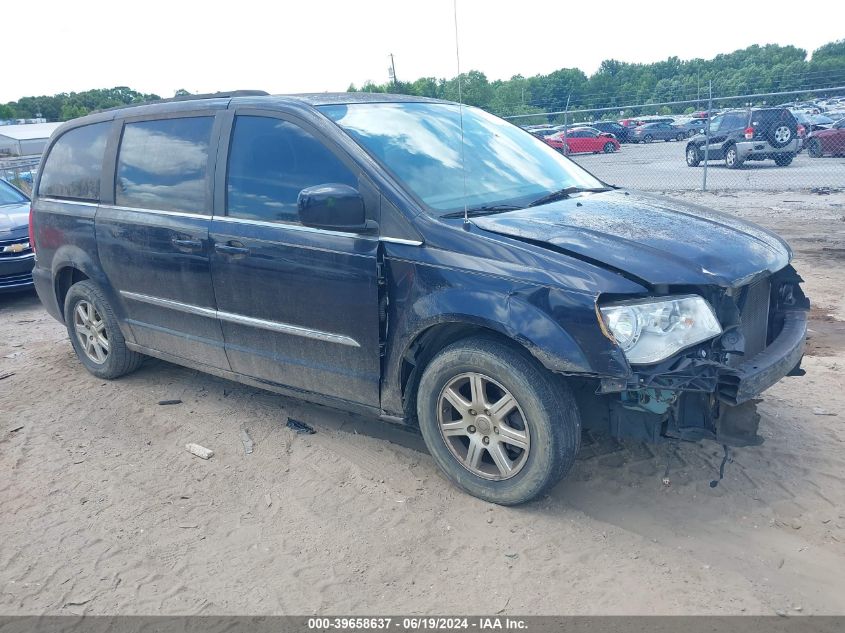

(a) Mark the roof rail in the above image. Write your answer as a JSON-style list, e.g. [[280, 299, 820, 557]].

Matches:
[[169, 90, 270, 102], [96, 90, 270, 113]]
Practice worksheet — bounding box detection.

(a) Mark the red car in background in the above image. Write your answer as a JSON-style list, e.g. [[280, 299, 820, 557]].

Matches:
[[544, 127, 621, 154], [807, 118, 845, 157]]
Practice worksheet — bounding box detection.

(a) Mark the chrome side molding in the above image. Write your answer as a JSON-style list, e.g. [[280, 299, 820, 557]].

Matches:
[[120, 291, 360, 347]]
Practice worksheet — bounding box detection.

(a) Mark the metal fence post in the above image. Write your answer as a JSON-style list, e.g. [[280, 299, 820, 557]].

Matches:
[[562, 94, 571, 157], [702, 81, 712, 191]]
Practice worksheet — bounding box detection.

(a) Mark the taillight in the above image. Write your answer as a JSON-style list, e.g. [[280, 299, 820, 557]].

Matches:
[[744, 127, 754, 140], [28, 204, 36, 254], [797, 124, 806, 137]]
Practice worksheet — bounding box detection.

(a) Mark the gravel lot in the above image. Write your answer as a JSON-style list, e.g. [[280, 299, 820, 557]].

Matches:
[[570, 140, 845, 191], [1, 190, 844, 616]]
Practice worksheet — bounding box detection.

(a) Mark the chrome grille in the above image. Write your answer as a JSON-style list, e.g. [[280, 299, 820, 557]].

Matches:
[[739, 277, 771, 361], [0, 236, 32, 258]]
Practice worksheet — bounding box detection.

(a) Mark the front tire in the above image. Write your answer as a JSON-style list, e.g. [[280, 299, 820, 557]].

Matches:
[[807, 139, 822, 158], [64, 280, 143, 379], [416, 337, 580, 505], [643, 134, 653, 143], [603, 142, 616, 153], [774, 153, 794, 166], [676, 132, 686, 141], [686, 145, 701, 166]]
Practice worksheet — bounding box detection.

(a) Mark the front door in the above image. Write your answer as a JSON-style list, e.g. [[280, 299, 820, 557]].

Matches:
[[209, 111, 381, 407], [97, 113, 230, 369]]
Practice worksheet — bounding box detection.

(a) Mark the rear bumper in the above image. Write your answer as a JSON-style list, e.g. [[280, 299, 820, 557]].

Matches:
[[735, 138, 801, 159], [718, 310, 807, 405], [32, 265, 64, 321], [0, 253, 35, 293]]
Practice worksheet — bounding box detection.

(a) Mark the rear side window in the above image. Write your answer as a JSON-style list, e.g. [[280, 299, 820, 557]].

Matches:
[[116, 116, 213, 213], [39, 122, 109, 201], [226, 116, 357, 224], [722, 113, 747, 130]]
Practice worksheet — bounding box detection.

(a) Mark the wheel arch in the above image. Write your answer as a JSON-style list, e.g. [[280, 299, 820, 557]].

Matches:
[[394, 301, 597, 420], [50, 244, 117, 324]]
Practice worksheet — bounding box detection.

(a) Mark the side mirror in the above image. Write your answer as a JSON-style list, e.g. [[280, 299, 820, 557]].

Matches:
[[297, 183, 371, 232]]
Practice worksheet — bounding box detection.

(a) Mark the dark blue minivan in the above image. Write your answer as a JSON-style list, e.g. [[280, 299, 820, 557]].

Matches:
[[29, 92, 809, 504]]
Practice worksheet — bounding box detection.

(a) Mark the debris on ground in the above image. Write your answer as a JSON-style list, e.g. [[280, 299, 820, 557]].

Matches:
[[185, 443, 214, 459], [240, 428, 254, 454], [0, 372, 14, 381], [264, 493, 272, 507], [812, 407, 837, 416], [286, 418, 315, 434], [158, 399, 182, 406]]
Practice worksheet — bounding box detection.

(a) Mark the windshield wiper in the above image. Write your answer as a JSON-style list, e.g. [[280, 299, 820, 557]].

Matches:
[[440, 204, 523, 219], [526, 186, 612, 208]]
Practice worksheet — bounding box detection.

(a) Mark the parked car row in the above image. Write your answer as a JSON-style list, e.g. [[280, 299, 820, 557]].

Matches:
[[521, 94, 845, 148]]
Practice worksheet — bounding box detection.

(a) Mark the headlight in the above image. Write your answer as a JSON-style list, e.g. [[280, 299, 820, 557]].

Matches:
[[599, 295, 722, 364]]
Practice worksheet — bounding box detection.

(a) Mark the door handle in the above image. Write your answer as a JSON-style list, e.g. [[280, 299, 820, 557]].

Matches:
[[172, 238, 204, 252], [215, 241, 250, 257]]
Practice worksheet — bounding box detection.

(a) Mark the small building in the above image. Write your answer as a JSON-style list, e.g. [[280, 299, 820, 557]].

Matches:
[[0, 122, 62, 157]]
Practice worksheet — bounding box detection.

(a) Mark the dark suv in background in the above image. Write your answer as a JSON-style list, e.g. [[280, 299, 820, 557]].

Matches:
[[685, 108, 802, 168], [587, 120, 630, 143], [29, 92, 808, 505]]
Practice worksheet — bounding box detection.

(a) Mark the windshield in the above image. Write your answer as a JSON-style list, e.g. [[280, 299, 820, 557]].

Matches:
[[320, 102, 604, 214], [0, 179, 29, 205]]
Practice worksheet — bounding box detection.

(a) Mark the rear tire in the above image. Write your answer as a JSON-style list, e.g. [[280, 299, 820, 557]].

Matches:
[[643, 134, 653, 143], [603, 142, 615, 153], [724, 144, 743, 169], [416, 337, 580, 505], [64, 280, 143, 379], [676, 132, 685, 141], [774, 153, 794, 166]]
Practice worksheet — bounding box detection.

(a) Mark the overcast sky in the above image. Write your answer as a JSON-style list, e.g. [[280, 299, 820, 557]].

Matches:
[[4, 0, 842, 103]]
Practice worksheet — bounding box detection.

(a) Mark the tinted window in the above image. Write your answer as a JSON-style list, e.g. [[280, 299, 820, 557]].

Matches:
[[116, 117, 213, 213], [39, 122, 109, 201], [226, 116, 357, 223], [721, 113, 747, 130]]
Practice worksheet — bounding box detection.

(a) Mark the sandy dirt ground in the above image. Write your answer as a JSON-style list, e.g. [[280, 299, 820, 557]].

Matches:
[[1, 190, 844, 616]]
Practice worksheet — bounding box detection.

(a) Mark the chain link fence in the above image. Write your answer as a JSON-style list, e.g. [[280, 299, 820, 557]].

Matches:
[[0, 156, 39, 195], [507, 86, 845, 193]]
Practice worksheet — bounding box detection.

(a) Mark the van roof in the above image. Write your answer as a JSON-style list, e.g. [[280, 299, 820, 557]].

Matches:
[[49, 92, 452, 137]]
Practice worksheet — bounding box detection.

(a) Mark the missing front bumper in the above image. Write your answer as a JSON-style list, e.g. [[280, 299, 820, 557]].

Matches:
[[718, 310, 807, 405]]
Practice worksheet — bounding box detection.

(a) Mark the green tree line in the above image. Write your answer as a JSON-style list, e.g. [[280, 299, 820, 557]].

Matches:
[[2, 41, 843, 124], [0, 87, 163, 122], [348, 40, 845, 123]]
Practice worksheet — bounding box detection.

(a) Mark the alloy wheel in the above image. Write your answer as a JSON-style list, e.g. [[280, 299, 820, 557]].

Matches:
[[73, 300, 109, 364], [774, 125, 791, 144], [437, 372, 531, 481]]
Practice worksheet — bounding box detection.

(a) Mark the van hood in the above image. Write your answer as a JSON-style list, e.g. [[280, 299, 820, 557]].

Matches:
[[0, 202, 30, 234], [472, 190, 791, 288]]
